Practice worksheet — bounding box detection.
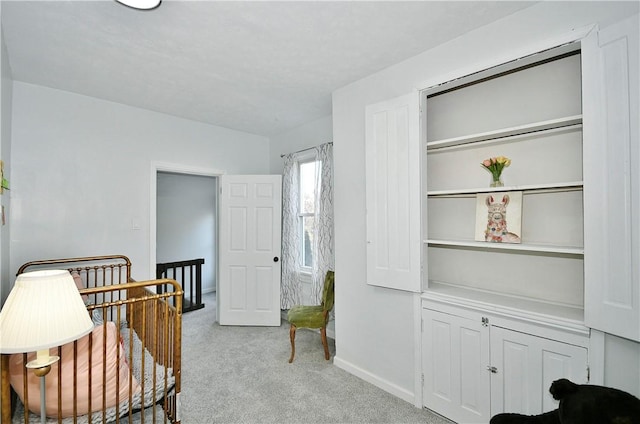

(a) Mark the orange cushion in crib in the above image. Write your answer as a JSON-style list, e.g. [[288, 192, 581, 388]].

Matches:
[[9, 321, 141, 418]]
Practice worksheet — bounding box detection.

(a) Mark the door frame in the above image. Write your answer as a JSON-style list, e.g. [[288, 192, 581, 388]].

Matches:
[[150, 161, 225, 297]]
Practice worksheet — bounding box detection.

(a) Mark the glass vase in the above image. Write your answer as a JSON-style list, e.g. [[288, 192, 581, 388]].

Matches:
[[490, 175, 504, 188]]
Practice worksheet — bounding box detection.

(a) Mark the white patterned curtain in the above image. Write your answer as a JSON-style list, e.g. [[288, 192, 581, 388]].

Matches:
[[281, 154, 301, 309], [311, 142, 334, 303], [280, 142, 334, 309]]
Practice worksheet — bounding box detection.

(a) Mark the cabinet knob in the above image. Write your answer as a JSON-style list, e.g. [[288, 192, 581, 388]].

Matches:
[[487, 366, 498, 374]]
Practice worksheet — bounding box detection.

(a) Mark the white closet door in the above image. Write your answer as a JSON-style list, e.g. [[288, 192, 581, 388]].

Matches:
[[422, 308, 491, 424], [490, 326, 588, 416], [365, 92, 421, 292], [583, 15, 640, 341]]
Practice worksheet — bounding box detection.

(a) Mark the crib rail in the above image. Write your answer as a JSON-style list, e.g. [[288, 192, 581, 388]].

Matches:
[[156, 258, 205, 313], [17, 255, 133, 323], [17, 254, 132, 293]]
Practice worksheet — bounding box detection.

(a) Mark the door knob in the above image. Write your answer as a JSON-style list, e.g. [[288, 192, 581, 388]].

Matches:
[[273, 257, 279, 262]]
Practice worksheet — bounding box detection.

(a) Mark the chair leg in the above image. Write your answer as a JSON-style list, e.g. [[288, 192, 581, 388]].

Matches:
[[320, 326, 330, 360], [288, 325, 297, 363]]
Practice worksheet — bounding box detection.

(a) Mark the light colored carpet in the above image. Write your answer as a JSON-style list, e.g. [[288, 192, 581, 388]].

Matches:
[[179, 293, 451, 424]]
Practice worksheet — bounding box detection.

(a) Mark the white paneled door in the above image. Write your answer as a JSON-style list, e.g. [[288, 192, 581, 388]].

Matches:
[[490, 325, 588, 415], [422, 308, 491, 424], [364, 92, 421, 292], [219, 175, 282, 326], [583, 14, 640, 342]]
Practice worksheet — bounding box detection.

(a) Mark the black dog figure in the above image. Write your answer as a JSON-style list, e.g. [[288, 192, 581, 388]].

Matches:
[[490, 378, 640, 424]]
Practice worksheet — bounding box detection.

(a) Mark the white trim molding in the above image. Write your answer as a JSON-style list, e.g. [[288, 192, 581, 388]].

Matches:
[[333, 356, 416, 405]]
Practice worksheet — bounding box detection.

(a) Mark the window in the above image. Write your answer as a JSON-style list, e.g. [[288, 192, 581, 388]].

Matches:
[[281, 142, 333, 309], [299, 159, 320, 272]]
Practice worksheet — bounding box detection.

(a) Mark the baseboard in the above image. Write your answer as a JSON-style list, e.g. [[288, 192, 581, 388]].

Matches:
[[333, 355, 416, 405]]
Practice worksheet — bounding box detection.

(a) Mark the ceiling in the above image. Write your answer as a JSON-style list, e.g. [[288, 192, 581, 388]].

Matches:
[[1, 1, 536, 137]]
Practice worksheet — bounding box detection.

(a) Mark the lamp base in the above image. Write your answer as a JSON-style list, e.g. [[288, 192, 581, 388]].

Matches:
[[25, 351, 59, 424], [26, 354, 59, 377], [31, 365, 52, 378]]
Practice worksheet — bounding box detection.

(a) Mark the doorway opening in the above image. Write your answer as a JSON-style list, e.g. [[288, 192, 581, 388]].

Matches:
[[150, 163, 224, 312]]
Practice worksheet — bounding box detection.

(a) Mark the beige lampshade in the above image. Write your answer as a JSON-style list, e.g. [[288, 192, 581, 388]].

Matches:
[[0, 270, 94, 354]]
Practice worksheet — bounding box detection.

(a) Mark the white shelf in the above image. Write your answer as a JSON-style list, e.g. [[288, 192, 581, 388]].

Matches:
[[426, 239, 584, 255], [426, 115, 582, 150], [422, 281, 586, 329], [427, 181, 583, 197]]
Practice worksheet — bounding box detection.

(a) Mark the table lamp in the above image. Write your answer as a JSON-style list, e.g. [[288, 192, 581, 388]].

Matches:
[[0, 270, 94, 424]]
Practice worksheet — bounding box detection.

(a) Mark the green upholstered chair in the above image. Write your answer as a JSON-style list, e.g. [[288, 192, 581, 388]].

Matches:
[[287, 270, 335, 363]]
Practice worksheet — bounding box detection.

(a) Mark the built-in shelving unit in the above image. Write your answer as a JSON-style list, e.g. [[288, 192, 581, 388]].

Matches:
[[416, 20, 638, 424], [420, 45, 593, 424], [422, 49, 585, 312]]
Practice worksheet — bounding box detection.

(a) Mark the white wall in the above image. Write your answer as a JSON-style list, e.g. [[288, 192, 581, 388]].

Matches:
[[332, 0, 640, 404], [156, 171, 217, 294], [9, 82, 269, 282], [0, 19, 12, 306], [268, 114, 332, 174]]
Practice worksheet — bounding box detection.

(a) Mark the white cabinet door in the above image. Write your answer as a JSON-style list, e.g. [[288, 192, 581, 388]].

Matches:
[[583, 14, 640, 342], [490, 326, 588, 416], [422, 308, 490, 424], [365, 92, 421, 292]]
